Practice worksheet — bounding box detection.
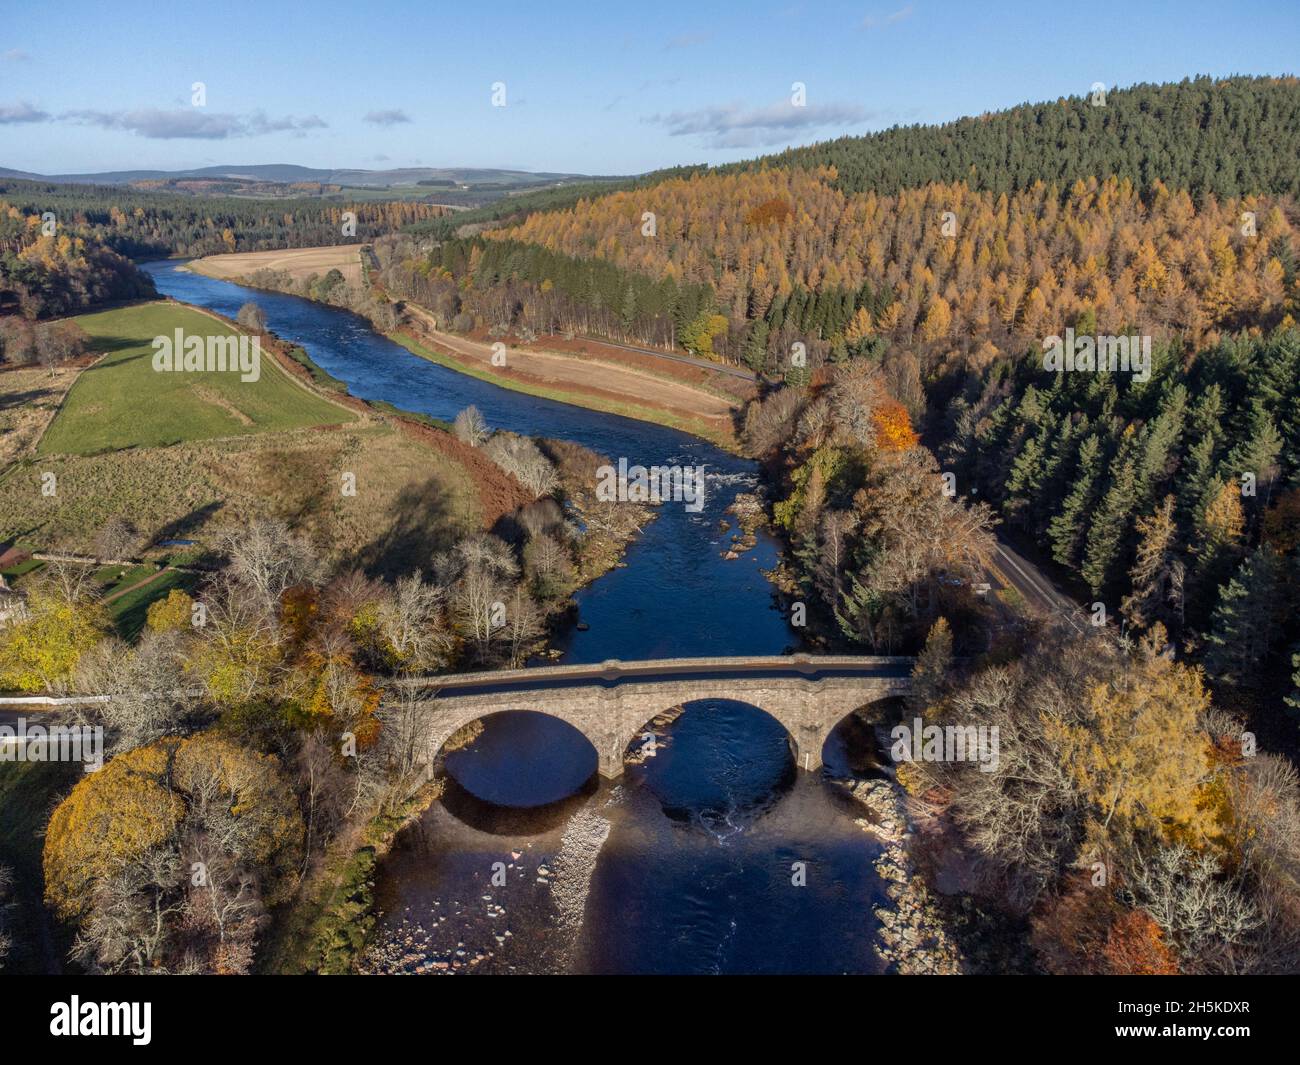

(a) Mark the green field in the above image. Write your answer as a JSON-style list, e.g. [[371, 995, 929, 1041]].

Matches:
[[105, 567, 201, 641], [38, 303, 351, 456]]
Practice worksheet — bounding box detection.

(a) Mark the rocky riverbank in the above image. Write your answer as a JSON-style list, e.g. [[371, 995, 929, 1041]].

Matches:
[[842, 776, 964, 975]]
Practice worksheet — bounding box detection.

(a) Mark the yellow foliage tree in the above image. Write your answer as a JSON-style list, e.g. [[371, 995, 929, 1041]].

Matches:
[[146, 589, 194, 634], [1202, 480, 1245, 551], [919, 295, 953, 341], [191, 624, 282, 706], [43, 741, 181, 919], [844, 306, 873, 343], [1051, 656, 1219, 844], [0, 590, 103, 692], [44, 732, 304, 920]]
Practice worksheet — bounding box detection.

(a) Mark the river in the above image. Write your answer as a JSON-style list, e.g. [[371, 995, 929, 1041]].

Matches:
[[145, 261, 892, 975]]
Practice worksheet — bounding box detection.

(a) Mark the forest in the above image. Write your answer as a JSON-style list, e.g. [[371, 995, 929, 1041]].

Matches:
[[739, 76, 1300, 201], [0, 178, 449, 260], [0, 221, 155, 321], [6, 71, 1300, 978]]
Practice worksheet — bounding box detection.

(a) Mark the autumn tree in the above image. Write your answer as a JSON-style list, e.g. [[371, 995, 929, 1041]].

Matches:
[[0, 582, 104, 692], [44, 732, 303, 974]]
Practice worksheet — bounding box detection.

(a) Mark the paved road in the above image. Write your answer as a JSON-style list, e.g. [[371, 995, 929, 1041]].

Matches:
[[395, 654, 915, 698], [985, 536, 1089, 634]]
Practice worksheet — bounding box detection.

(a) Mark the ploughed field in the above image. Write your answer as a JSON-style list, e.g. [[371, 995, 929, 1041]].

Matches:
[[187, 245, 364, 286]]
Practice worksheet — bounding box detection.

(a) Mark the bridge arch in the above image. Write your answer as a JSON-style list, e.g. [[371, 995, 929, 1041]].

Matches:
[[620, 697, 800, 770], [435, 708, 599, 807], [819, 692, 908, 778]]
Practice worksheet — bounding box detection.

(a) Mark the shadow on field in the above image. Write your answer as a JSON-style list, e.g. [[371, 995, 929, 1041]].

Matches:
[[0, 388, 56, 412], [86, 334, 156, 358], [347, 475, 462, 580], [153, 501, 225, 543]]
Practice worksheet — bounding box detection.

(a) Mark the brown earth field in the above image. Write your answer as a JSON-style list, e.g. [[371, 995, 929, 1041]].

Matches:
[[400, 303, 747, 444], [187, 245, 363, 286]]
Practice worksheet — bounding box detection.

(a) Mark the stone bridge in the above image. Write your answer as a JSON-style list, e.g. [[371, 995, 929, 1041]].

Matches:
[[392, 654, 913, 780]]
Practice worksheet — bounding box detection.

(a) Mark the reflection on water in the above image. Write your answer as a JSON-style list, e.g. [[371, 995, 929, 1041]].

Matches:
[[632, 699, 796, 830], [364, 701, 890, 975], [443, 711, 598, 809]]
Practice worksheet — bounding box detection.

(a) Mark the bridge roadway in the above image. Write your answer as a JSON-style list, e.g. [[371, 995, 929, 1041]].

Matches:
[[392, 654, 914, 779]]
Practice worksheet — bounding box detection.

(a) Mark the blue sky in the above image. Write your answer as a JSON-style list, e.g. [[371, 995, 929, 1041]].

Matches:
[[2, 0, 1298, 176]]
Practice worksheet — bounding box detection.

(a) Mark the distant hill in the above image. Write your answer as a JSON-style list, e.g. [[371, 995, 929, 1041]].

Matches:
[[0, 163, 598, 189]]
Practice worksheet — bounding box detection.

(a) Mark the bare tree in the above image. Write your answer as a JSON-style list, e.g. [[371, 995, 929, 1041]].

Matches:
[[503, 586, 544, 666], [236, 302, 268, 333], [444, 535, 517, 664], [36, 558, 100, 606], [483, 432, 558, 497], [71, 848, 185, 974], [34, 320, 89, 377], [741, 387, 805, 457], [179, 837, 264, 974], [1129, 844, 1261, 974], [374, 570, 453, 673], [371, 684, 438, 810], [453, 405, 489, 447], [219, 519, 318, 614], [294, 733, 351, 870], [524, 532, 576, 599], [73, 629, 196, 754], [93, 516, 140, 562]]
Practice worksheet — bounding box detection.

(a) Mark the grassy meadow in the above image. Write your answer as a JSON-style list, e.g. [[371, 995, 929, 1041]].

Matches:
[[37, 303, 350, 456]]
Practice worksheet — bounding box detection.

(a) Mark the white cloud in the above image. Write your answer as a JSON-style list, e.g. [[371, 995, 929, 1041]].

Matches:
[[363, 109, 412, 127], [646, 100, 877, 148], [0, 100, 49, 124], [59, 108, 327, 139]]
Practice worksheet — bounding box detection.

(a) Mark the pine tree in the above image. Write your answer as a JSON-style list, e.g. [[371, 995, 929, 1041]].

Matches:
[[1204, 545, 1283, 687], [1133, 386, 1186, 506], [1049, 434, 1104, 570], [1081, 432, 1141, 595], [907, 616, 954, 715], [1223, 403, 1283, 508]]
